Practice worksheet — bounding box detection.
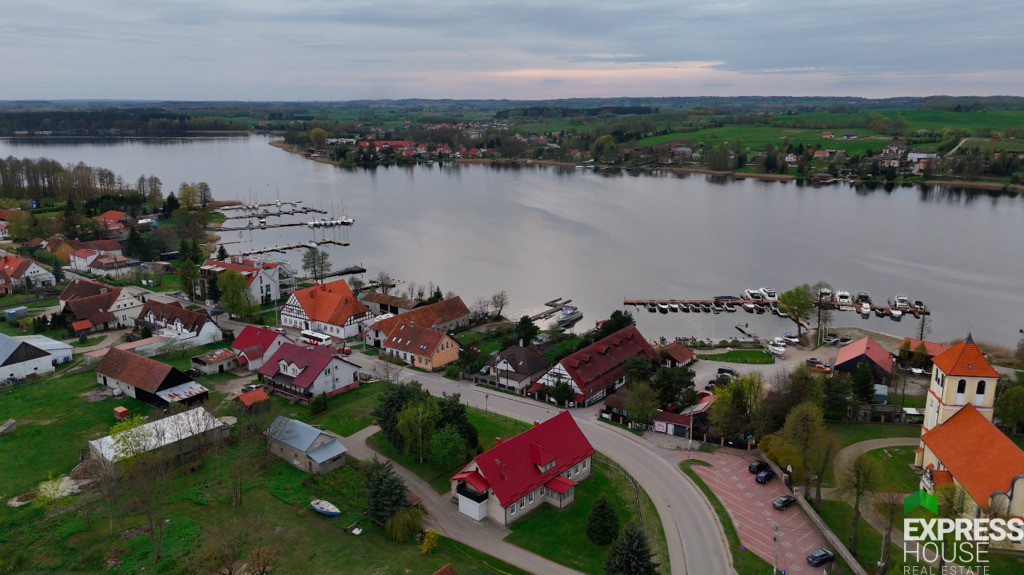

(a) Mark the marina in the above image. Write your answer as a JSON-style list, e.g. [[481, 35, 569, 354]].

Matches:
[[234, 238, 350, 256], [222, 207, 326, 220]]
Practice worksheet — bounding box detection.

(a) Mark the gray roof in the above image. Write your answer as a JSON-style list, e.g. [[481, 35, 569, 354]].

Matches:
[[0, 333, 23, 365], [16, 335, 73, 353], [267, 416, 322, 451], [486, 345, 550, 376], [308, 440, 347, 463], [0, 332, 49, 366]]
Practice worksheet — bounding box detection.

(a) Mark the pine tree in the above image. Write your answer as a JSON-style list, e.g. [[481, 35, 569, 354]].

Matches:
[[216, 244, 229, 261], [365, 457, 408, 524], [852, 361, 876, 404], [586, 493, 620, 545], [604, 522, 658, 575]]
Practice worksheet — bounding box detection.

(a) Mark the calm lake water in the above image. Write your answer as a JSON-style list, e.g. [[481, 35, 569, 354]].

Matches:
[[3, 135, 1023, 347]]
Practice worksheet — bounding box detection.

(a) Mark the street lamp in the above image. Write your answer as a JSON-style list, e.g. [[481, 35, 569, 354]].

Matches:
[[768, 518, 781, 575], [877, 448, 893, 571]]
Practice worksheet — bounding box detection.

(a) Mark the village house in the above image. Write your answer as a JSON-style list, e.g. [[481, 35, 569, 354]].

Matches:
[[358, 291, 422, 316], [0, 332, 58, 382], [85, 252, 135, 277], [531, 325, 655, 407], [94, 210, 133, 235], [657, 341, 695, 369], [96, 347, 209, 407], [833, 337, 893, 383], [281, 279, 372, 339], [821, 131, 834, 139], [134, 299, 224, 347], [15, 335, 72, 365], [257, 342, 360, 403], [230, 325, 290, 371], [0, 254, 56, 290], [266, 416, 348, 474], [190, 348, 237, 375], [59, 277, 145, 330], [198, 257, 282, 304], [380, 321, 459, 371], [449, 412, 594, 526], [88, 407, 228, 464], [916, 336, 999, 441], [477, 345, 551, 393], [363, 296, 471, 348], [235, 387, 269, 412]]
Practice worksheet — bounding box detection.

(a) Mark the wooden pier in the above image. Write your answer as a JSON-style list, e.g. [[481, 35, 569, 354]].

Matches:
[[221, 201, 304, 211], [220, 221, 325, 232], [531, 298, 573, 321], [223, 207, 326, 221], [624, 296, 930, 321], [235, 239, 349, 256]]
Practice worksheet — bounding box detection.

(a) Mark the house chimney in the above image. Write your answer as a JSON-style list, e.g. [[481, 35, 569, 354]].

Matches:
[[494, 437, 502, 447]]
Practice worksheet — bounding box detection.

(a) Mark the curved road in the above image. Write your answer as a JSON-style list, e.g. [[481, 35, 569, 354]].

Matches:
[[347, 353, 733, 575]]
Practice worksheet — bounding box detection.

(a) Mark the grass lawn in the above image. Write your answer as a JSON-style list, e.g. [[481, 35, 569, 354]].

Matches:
[[0, 443, 530, 575], [0, 369, 160, 500], [506, 456, 669, 575], [151, 341, 232, 371], [825, 422, 921, 449], [540, 336, 581, 363], [889, 391, 927, 408], [71, 335, 106, 348], [679, 460, 774, 575], [308, 380, 396, 437], [864, 446, 920, 493], [818, 499, 927, 574], [0, 294, 59, 309], [696, 349, 774, 364], [455, 331, 506, 357], [367, 408, 528, 494]]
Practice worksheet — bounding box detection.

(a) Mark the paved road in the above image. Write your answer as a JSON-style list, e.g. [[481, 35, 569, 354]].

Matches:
[[345, 351, 733, 575]]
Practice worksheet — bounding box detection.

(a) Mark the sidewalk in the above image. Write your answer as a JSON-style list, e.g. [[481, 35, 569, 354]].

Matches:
[[343, 426, 584, 575]]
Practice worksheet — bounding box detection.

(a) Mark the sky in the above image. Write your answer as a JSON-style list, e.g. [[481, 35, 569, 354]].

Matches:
[[2, 0, 1023, 101]]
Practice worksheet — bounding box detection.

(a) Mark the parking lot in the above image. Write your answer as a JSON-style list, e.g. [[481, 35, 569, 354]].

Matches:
[[674, 450, 829, 573]]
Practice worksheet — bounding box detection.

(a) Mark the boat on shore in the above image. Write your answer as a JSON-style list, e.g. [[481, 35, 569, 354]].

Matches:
[[311, 499, 340, 517], [557, 306, 583, 324]]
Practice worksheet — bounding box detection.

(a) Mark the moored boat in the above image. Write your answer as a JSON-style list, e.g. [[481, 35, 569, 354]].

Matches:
[[657, 303, 669, 314], [874, 307, 888, 317], [647, 302, 657, 313], [724, 302, 737, 312], [557, 306, 583, 324], [742, 303, 755, 313], [668, 302, 679, 312], [890, 308, 903, 320], [680, 302, 690, 312], [758, 287, 778, 302]]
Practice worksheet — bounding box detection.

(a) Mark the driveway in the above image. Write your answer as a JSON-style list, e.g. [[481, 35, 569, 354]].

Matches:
[[672, 450, 827, 574]]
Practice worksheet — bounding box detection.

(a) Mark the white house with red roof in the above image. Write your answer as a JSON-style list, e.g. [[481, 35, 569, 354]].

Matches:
[[198, 257, 282, 304], [281, 279, 372, 339], [230, 325, 290, 371], [0, 254, 55, 290], [380, 322, 459, 371], [135, 300, 223, 346], [363, 296, 471, 348], [94, 210, 132, 234], [532, 325, 655, 407], [449, 411, 594, 525], [257, 342, 360, 403]]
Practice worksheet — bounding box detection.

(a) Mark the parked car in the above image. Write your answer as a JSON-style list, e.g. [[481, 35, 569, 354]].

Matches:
[[805, 357, 820, 366], [812, 363, 832, 374], [717, 367, 739, 378], [748, 460, 770, 474], [183, 368, 202, 379], [241, 384, 260, 394], [208, 307, 224, 316], [806, 549, 835, 566], [705, 381, 716, 392], [755, 469, 776, 484], [273, 327, 286, 334], [340, 346, 352, 356], [773, 495, 796, 510]]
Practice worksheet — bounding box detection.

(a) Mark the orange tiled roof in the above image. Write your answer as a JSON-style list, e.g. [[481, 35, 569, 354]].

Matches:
[[899, 338, 953, 358], [238, 388, 269, 407], [291, 279, 369, 325], [931, 340, 1000, 378], [369, 296, 469, 334], [921, 404, 1024, 510]]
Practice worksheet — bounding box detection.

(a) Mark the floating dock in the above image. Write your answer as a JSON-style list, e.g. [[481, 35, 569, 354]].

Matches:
[[624, 296, 929, 321], [531, 298, 574, 321], [235, 239, 349, 256], [223, 207, 326, 220]]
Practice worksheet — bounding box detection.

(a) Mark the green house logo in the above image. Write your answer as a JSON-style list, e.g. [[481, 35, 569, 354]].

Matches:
[[904, 490, 938, 515]]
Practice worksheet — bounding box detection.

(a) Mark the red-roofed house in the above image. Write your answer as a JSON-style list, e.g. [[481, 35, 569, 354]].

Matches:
[[281, 279, 372, 339], [236, 388, 270, 410], [0, 254, 55, 290], [95, 210, 132, 232], [198, 257, 282, 304], [257, 342, 360, 403], [380, 322, 459, 371], [657, 341, 695, 368], [919, 405, 1024, 542], [230, 325, 290, 370], [449, 411, 594, 525], [532, 325, 655, 407], [135, 300, 223, 346], [833, 336, 893, 383], [898, 338, 953, 359], [190, 347, 237, 375], [96, 347, 209, 407], [364, 296, 471, 348], [916, 336, 999, 456], [60, 279, 144, 331]]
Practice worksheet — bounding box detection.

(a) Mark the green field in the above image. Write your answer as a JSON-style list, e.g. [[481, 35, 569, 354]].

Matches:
[[506, 457, 668, 575], [696, 349, 775, 364], [825, 422, 921, 449], [638, 125, 888, 156], [864, 446, 920, 493], [771, 108, 1024, 134]]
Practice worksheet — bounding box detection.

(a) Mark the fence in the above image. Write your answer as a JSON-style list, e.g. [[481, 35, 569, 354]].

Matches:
[[593, 453, 644, 529]]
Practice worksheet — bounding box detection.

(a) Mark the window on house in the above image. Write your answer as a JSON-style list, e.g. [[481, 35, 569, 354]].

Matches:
[[528, 492, 534, 504], [957, 380, 966, 393], [520, 498, 525, 510], [582, 459, 587, 470], [509, 505, 516, 516], [977, 381, 986, 395]]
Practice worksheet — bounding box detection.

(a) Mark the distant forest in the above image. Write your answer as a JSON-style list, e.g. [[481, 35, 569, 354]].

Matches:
[[1, 96, 1023, 136]]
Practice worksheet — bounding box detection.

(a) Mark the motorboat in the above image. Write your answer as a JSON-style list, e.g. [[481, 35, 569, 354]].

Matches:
[[859, 302, 871, 315], [557, 306, 583, 324], [700, 303, 713, 313], [743, 289, 764, 302], [647, 302, 657, 313], [890, 308, 903, 320], [758, 287, 778, 302], [724, 302, 737, 312], [822, 334, 839, 345], [774, 307, 789, 318], [680, 302, 690, 312], [657, 303, 669, 314], [668, 302, 679, 312], [782, 333, 800, 345], [770, 337, 787, 347], [818, 287, 833, 303], [742, 303, 756, 313], [755, 304, 766, 314], [766, 343, 786, 358], [711, 303, 724, 313], [913, 300, 926, 311], [893, 295, 910, 309], [311, 499, 341, 517], [856, 291, 871, 304], [835, 291, 852, 306], [874, 307, 888, 317]]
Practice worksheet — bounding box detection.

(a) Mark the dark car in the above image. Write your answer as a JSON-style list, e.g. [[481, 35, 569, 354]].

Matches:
[[208, 308, 224, 316], [805, 357, 820, 366], [806, 549, 835, 566], [748, 460, 770, 474], [755, 470, 776, 484], [183, 368, 202, 379], [773, 495, 796, 510], [717, 367, 739, 378]]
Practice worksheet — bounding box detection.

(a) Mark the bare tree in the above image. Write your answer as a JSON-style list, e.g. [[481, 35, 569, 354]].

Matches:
[[806, 432, 840, 508], [375, 270, 394, 295], [812, 280, 833, 345], [490, 290, 509, 319], [472, 297, 490, 319], [835, 453, 883, 557], [918, 313, 932, 340], [372, 358, 405, 383], [875, 490, 904, 575]]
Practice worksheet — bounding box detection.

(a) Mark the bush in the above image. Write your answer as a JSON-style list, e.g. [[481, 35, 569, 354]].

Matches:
[[310, 393, 328, 415], [444, 365, 460, 379], [586, 493, 620, 545]]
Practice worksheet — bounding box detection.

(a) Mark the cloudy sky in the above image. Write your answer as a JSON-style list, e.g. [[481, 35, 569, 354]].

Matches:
[[2, 0, 1022, 100]]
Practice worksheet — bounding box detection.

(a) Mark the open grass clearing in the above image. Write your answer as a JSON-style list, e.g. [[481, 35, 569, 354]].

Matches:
[[696, 349, 775, 364], [309, 380, 396, 437], [863, 446, 920, 493], [506, 455, 668, 575], [825, 422, 921, 449], [71, 335, 106, 348]]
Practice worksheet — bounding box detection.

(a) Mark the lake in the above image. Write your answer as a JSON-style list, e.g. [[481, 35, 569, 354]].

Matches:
[[3, 135, 1023, 348]]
